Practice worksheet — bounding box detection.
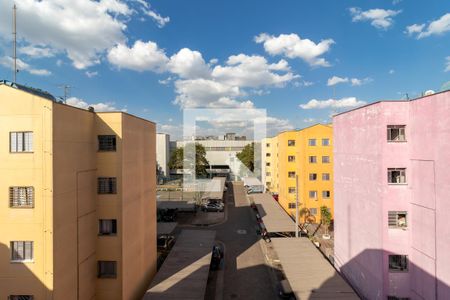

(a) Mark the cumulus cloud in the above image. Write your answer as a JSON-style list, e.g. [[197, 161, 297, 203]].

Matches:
[[445, 57, 450, 72], [167, 48, 211, 79], [0, 0, 169, 69], [0, 56, 51, 76], [66, 97, 125, 112], [303, 118, 316, 123], [299, 97, 366, 109], [327, 76, 372, 86], [349, 7, 401, 29], [85, 71, 98, 78], [255, 33, 334, 67], [107, 40, 168, 72], [406, 13, 450, 39]]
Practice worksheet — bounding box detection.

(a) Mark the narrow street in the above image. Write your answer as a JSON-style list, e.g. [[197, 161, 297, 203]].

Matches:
[[204, 181, 277, 299]]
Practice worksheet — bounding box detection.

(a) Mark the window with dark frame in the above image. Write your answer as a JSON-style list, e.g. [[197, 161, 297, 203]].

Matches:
[[8, 296, 34, 300], [387, 125, 406, 142], [308, 139, 316, 146], [99, 219, 117, 235], [322, 173, 330, 181], [309, 156, 317, 163], [10, 132, 33, 153], [389, 255, 408, 272], [388, 168, 406, 184], [9, 187, 34, 208], [322, 156, 330, 163], [266, 162, 270, 166], [309, 191, 317, 199], [11, 241, 33, 262], [98, 261, 117, 278], [98, 135, 117, 151], [288, 140, 295, 146], [288, 202, 296, 209], [288, 155, 295, 162], [322, 190, 331, 198], [309, 173, 317, 181], [322, 138, 330, 146], [98, 177, 117, 194], [288, 187, 296, 194], [266, 153, 271, 157], [288, 171, 296, 178], [388, 211, 407, 228], [387, 296, 410, 300]]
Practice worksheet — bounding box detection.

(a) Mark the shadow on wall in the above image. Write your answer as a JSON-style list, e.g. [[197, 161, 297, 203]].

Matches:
[[0, 242, 51, 299], [334, 248, 450, 300]]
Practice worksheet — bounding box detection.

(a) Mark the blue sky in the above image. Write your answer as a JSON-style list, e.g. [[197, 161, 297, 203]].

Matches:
[[0, 0, 449, 138]]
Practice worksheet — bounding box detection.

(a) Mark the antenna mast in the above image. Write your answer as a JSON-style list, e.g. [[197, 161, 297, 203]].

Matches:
[[13, 4, 17, 83]]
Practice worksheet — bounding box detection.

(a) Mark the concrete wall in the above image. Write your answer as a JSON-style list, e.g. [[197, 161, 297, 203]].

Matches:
[[334, 91, 450, 300], [52, 103, 97, 300], [0, 85, 54, 299]]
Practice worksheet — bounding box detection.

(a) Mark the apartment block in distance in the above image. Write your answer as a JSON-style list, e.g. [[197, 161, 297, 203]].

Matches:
[[262, 124, 333, 223], [333, 90, 450, 299], [0, 81, 157, 300]]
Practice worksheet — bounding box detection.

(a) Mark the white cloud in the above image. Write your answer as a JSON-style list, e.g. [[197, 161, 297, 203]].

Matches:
[[327, 76, 349, 86], [0, 56, 51, 76], [107, 40, 168, 72], [158, 76, 173, 85], [406, 13, 450, 39], [167, 48, 211, 79], [389, 69, 395, 74], [349, 7, 401, 29], [0, 1, 169, 69], [211, 54, 296, 87], [18, 45, 56, 58], [392, 0, 402, 4], [255, 33, 334, 67], [141, 7, 170, 28], [85, 71, 98, 78], [303, 118, 316, 123], [299, 97, 366, 109], [445, 57, 450, 72], [327, 76, 371, 86], [66, 97, 125, 112]]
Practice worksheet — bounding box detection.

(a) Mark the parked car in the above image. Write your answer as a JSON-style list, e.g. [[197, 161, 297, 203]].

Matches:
[[277, 279, 295, 299], [157, 234, 175, 251], [210, 245, 223, 270], [202, 203, 224, 212]]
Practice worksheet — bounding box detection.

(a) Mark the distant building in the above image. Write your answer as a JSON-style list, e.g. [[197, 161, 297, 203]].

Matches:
[[156, 133, 170, 179], [0, 81, 157, 300], [262, 124, 333, 223], [333, 90, 450, 299]]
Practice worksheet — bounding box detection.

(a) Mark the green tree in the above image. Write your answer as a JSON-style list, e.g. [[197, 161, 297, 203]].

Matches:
[[320, 206, 332, 235], [168, 144, 209, 177], [236, 142, 254, 171]]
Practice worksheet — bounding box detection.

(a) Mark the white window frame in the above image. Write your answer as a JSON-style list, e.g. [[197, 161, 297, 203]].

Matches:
[[387, 125, 406, 142], [10, 241, 33, 262], [322, 190, 331, 199], [10, 132, 33, 153], [388, 211, 407, 228], [309, 191, 318, 199], [9, 187, 34, 208], [388, 168, 407, 184], [99, 219, 117, 236]]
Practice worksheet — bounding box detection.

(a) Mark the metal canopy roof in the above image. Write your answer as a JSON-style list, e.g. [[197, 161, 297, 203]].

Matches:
[[143, 229, 216, 300], [250, 193, 296, 233], [157, 222, 178, 235], [272, 238, 359, 299]]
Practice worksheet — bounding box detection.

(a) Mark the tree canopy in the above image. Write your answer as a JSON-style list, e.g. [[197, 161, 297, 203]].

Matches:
[[236, 142, 254, 172], [168, 143, 209, 176]]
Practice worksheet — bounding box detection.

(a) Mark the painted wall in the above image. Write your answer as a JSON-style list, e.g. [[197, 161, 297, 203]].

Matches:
[[334, 91, 450, 300]]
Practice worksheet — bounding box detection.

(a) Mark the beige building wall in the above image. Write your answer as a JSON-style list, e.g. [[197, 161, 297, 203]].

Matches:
[[0, 83, 157, 300]]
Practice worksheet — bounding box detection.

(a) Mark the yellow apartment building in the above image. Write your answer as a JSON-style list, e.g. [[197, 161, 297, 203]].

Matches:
[[262, 124, 333, 223], [0, 81, 157, 300]]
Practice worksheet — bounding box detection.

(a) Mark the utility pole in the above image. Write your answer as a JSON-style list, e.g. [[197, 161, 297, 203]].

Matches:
[[12, 4, 17, 83], [295, 174, 299, 238]]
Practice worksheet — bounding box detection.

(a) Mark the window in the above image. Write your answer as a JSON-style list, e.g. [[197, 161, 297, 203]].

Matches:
[[266, 162, 270, 167], [309, 191, 317, 199], [310, 208, 318, 215], [308, 139, 316, 146], [288, 140, 295, 146], [309, 156, 317, 163], [322, 138, 330, 146], [388, 211, 407, 228], [98, 261, 117, 278], [266, 172, 271, 176], [98, 135, 116, 151], [389, 255, 408, 272], [322, 191, 331, 199], [266, 153, 271, 157], [9, 187, 34, 208], [288, 202, 296, 209], [98, 177, 117, 194], [322, 156, 330, 163], [266, 143, 270, 147], [288, 187, 296, 194], [288, 171, 296, 178], [99, 219, 117, 235], [8, 296, 34, 300], [11, 241, 33, 262], [288, 155, 295, 162], [322, 173, 330, 181], [387, 125, 406, 142], [387, 296, 410, 300], [10, 132, 33, 153], [309, 173, 317, 181], [388, 168, 406, 184]]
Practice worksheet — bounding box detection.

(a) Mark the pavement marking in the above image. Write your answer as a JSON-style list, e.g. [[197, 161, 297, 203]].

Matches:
[[237, 229, 247, 234]]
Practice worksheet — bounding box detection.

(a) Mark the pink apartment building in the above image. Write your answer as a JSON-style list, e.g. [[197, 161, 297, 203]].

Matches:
[[333, 90, 450, 300]]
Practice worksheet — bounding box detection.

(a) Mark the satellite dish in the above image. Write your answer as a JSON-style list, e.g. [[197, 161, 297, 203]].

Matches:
[[424, 90, 435, 96]]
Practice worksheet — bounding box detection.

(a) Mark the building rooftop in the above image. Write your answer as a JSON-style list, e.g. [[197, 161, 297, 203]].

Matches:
[[0, 79, 56, 101], [250, 193, 296, 233]]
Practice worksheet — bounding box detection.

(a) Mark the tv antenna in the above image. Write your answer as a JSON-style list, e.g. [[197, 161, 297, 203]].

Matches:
[[57, 84, 73, 103], [12, 4, 18, 83]]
